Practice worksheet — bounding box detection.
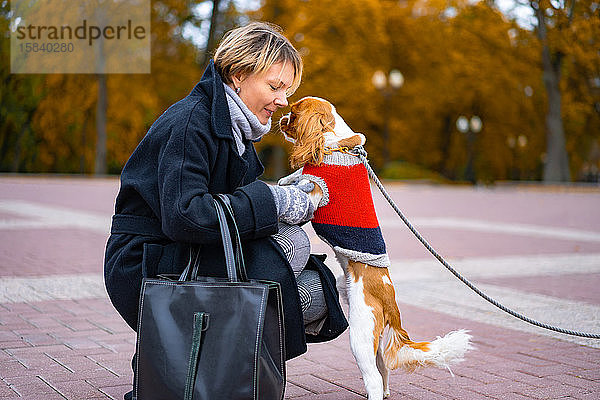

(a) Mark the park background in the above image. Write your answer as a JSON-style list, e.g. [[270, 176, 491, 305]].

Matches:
[[1, 0, 599, 184]]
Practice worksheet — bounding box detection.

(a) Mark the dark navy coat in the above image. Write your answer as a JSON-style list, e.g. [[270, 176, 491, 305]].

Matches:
[[104, 61, 347, 360]]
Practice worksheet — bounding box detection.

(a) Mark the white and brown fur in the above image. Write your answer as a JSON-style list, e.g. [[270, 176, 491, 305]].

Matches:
[[279, 97, 473, 400]]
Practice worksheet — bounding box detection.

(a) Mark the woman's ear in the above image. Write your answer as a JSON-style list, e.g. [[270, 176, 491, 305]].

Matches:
[[230, 72, 245, 90]]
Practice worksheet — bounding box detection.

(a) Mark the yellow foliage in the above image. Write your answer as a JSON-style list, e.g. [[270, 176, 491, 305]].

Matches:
[[256, 0, 556, 182], [2, 0, 598, 181]]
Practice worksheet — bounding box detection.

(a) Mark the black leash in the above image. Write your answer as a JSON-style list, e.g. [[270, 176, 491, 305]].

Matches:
[[351, 145, 600, 339]]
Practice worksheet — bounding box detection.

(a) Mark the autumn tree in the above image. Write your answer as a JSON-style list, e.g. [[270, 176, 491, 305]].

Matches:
[[514, 0, 600, 182], [0, 2, 44, 172], [256, 0, 390, 174], [2, 1, 203, 173], [528, 0, 571, 181], [257, 0, 548, 182]]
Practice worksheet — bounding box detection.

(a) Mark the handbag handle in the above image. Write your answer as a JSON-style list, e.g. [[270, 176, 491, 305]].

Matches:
[[213, 195, 240, 282], [214, 195, 248, 281], [178, 195, 248, 282]]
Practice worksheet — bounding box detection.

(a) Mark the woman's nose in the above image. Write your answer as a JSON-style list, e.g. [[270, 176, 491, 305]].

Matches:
[[274, 93, 288, 108]]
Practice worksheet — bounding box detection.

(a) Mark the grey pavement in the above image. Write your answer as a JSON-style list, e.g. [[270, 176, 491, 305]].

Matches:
[[0, 176, 599, 399]]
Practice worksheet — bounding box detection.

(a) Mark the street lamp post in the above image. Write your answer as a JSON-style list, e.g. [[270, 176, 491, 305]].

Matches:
[[456, 115, 482, 183], [372, 69, 404, 166], [507, 134, 528, 180]]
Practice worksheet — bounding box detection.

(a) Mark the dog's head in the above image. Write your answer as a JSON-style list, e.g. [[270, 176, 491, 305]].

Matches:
[[279, 97, 366, 168]]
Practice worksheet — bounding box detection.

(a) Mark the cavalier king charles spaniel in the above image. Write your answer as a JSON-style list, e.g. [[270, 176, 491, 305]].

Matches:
[[279, 96, 473, 400]]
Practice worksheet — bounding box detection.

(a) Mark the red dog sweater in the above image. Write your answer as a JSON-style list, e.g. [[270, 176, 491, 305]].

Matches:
[[301, 153, 390, 267]]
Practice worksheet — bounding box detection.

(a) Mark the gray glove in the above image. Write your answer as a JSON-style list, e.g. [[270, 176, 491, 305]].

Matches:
[[269, 184, 315, 225]]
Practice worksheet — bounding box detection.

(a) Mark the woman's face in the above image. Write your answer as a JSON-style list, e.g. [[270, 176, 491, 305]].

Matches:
[[230, 62, 295, 125]]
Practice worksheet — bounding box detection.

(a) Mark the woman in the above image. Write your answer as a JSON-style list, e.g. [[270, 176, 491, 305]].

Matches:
[[104, 21, 348, 399]]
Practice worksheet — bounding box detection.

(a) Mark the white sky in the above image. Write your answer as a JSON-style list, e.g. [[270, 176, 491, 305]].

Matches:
[[495, 0, 536, 29]]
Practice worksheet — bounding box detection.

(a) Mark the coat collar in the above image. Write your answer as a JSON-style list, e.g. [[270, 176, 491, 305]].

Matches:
[[190, 60, 233, 141], [189, 60, 265, 188]]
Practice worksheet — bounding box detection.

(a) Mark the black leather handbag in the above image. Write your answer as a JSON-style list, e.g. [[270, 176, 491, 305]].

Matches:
[[134, 194, 286, 399]]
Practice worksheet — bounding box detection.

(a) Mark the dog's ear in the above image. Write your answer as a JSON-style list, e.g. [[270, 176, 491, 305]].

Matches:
[[279, 114, 291, 133], [289, 101, 334, 168], [337, 133, 366, 149]]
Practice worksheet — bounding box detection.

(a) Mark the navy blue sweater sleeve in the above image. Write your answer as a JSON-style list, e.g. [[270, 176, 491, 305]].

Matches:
[[157, 102, 278, 244]]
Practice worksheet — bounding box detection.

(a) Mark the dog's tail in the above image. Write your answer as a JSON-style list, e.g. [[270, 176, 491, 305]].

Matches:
[[382, 324, 473, 372]]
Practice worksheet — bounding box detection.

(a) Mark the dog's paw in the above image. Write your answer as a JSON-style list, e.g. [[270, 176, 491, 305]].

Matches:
[[296, 179, 315, 193]]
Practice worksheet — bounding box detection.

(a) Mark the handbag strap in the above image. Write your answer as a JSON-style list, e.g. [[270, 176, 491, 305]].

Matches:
[[214, 194, 248, 281], [184, 312, 209, 400], [178, 195, 248, 282], [213, 196, 239, 282], [179, 247, 201, 282]]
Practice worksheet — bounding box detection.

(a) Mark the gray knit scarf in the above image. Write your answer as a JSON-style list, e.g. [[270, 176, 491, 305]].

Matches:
[[223, 83, 272, 155]]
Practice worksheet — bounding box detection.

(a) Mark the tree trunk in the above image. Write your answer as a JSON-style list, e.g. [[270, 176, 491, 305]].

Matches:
[[81, 109, 90, 174], [11, 110, 34, 173], [535, 4, 570, 182], [200, 0, 222, 69], [11, 121, 26, 172], [94, 73, 107, 175]]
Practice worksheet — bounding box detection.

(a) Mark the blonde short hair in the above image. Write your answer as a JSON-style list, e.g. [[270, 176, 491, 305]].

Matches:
[[213, 21, 303, 96]]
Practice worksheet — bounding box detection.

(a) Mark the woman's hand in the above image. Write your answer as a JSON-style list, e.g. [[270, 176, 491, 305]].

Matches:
[[268, 184, 315, 225]]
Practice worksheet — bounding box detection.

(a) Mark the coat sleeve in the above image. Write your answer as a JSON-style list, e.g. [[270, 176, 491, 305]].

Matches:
[[156, 103, 279, 244]]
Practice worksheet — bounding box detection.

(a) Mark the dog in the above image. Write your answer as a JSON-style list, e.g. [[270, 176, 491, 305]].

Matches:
[[279, 96, 473, 400]]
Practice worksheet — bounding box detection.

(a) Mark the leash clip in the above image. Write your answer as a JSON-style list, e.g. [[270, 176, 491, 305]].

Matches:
[[350, 145, 368, 158]]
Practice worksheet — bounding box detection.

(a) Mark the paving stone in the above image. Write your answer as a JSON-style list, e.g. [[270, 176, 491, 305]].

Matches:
[[284, 381, 316, 398], [288, 392, 365, 399], [390, 382, 453, 399], [421, 376, 488, 399], [0, 333, 17, 343], [0, 340, 31, 351], [518, 383, 593, 399], [469, 380, 536, 397], [517, 364, 585, 378], [486, 368, 548, 388], [0, 352, 11, 363], [63, 337, 105, 350], [455, 366, 511, 385], [488, 392, 534, 400], [0, 382, 18, 397], [575, 390, 600, 400], [45, 379, 106, 399], [574, 368, 600, 381], [85, 375, 130, 389], [0, 360, 29, 378], [21, 316, 65, 330], [2, 375, 58, 396], [547, 373, 600, 390], [20, 333, 60, 346], [288, 374, 343, 394], [97, 384, 132, 400]]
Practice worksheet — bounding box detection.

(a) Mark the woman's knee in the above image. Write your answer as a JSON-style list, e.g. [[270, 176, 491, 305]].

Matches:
[[272, 222, 311, 276]]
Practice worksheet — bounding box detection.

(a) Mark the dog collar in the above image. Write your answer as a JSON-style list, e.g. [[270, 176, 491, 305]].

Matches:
[[323, 146, 358, 156]]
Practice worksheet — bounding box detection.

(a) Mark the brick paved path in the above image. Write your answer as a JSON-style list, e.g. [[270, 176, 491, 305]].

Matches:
[[0, 176, 599, 399]]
